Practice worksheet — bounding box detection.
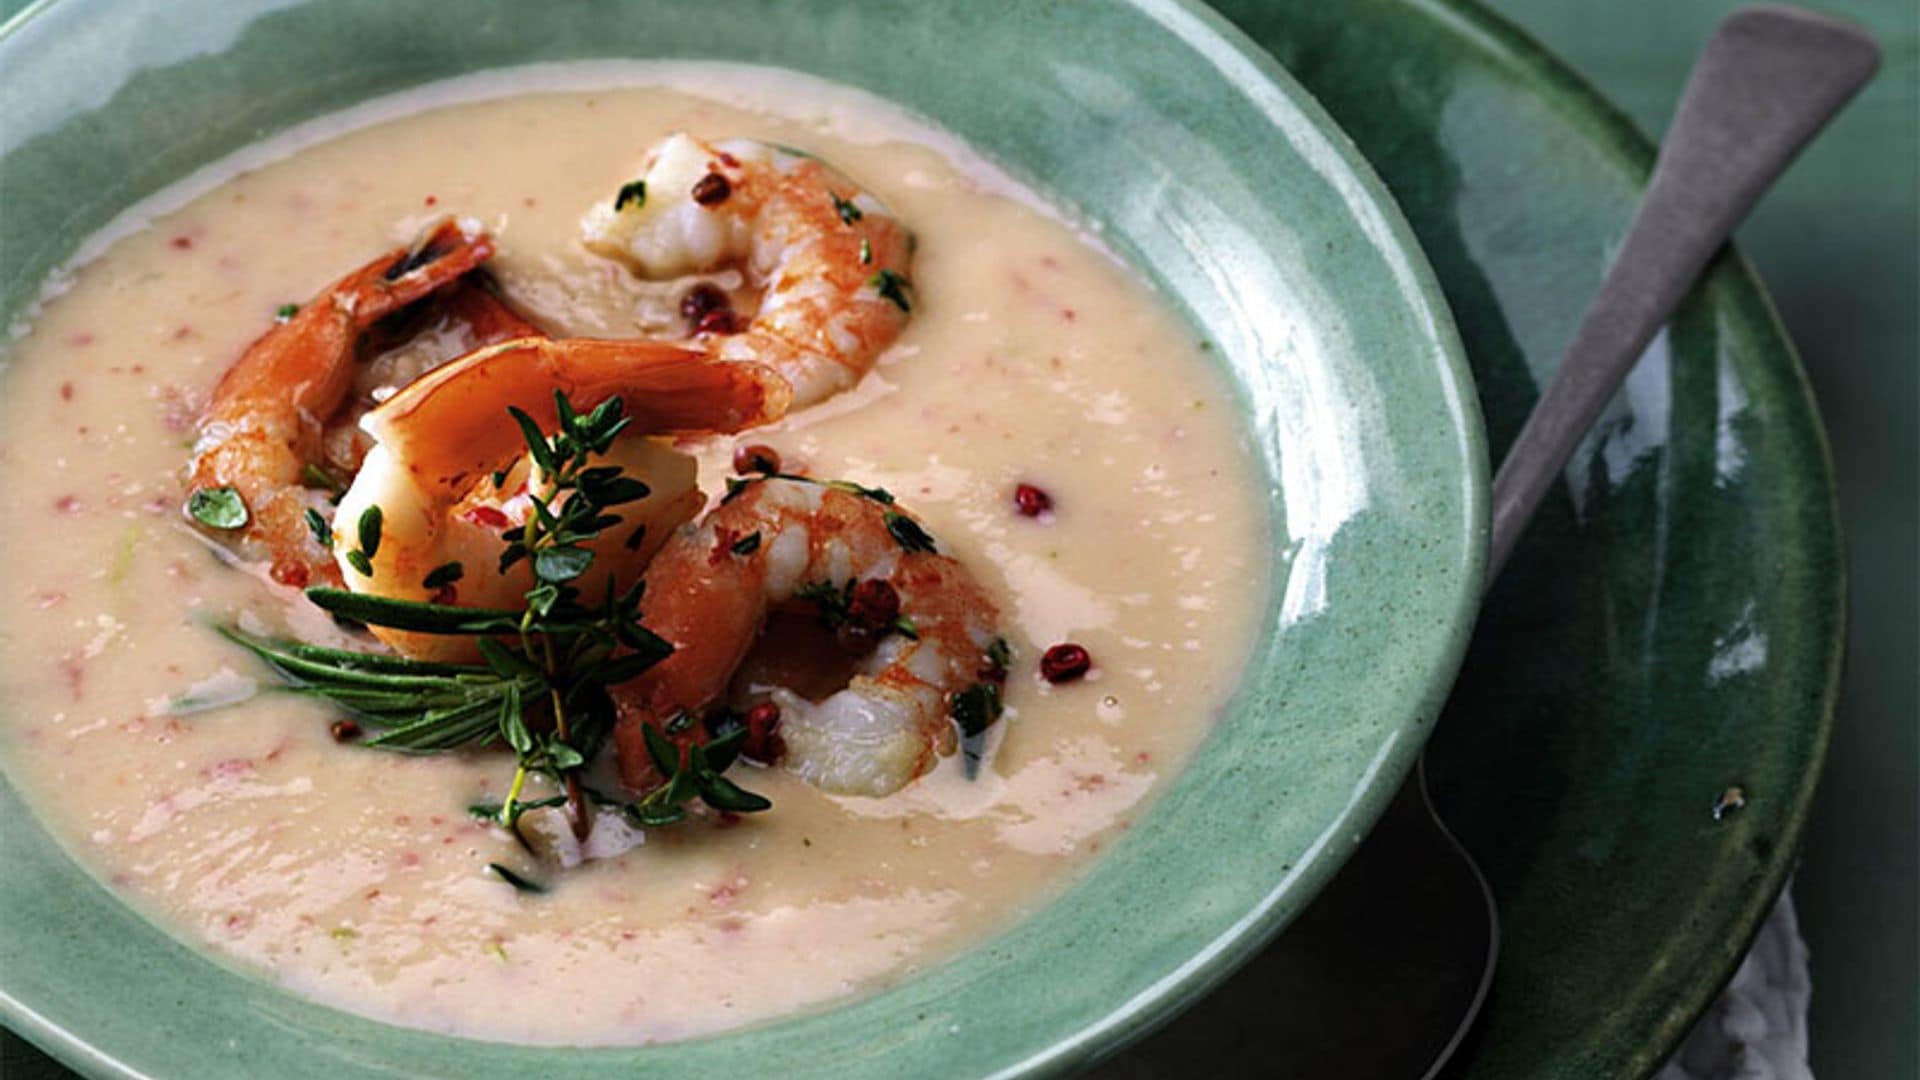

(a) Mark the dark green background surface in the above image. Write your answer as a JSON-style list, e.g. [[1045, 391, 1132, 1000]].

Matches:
[[1478, 4, 1917, 1076], [2, 0, 1913, 1076]]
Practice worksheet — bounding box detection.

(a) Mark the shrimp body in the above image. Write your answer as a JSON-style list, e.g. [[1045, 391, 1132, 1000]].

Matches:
[[333, 337, 790, 662], [611, 477, 1004, 797], [582, 133, 914, 409], [187, 219, 498, 587]]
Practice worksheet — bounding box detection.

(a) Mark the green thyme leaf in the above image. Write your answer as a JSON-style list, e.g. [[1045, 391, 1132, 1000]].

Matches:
[[356, 505, 383, 560], [797, 579, 853, 627], [507, 406, 557, 474], [641, 722, 681, 777], [542, 739, 586, 772], [487, 862, 547, 894], [533, 545, 594, 583], [614, 180, 646, 212], [950, 682, 1003, 738], [869, 269, 912, 312], [987, 637, 1013, 671], [831, 191, 862, 224], [730, 531, 762, 556], [698, 772, 773, 813], [300, 463, 347, 497], [345, 550, 374, 577], [304, 507, 333, 549], [186, 487, 249, 530], [422, 562, 464, 590], [883, 510, 937, 554], [276, 303, 299, 320]]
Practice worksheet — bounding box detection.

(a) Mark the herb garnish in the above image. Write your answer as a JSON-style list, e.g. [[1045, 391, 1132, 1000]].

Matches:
[[729, 531, 762, 556], [357, 505, 383, 559], [728, 472, 895, 506], [276, 303, 300, 321], [951, 681, 1004, 780], [222, 391, 771, 867], [795, 579, 855, 627], [422, 561, 464, 590], [631, 723, 772, 825], [487, 862, 547, 894], [950, 682, 1002, 738], [614, 180, 646, 212], [869, 269, 912, 312], [831, 191, 863, 225], [187, 486, 249, 530], [796, 577, 918, 641], [301, 462, 347, 499], [859, 237, 872, 265], [304, 507, 333, 549], [883, 510, 937, 554], [986, 637, 1013, 673]]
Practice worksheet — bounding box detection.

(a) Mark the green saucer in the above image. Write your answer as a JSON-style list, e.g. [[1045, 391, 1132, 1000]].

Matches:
[[1125, 1, 1842, 1075]]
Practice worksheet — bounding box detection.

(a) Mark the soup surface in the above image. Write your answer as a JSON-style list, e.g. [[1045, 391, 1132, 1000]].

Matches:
[[0, 64, 1268, 1044]]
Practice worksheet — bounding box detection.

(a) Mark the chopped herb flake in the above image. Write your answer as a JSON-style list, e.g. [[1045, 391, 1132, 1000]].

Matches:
[[950, 682, 1003, 738], [869, 269, 912, 312], [831, 191, 863, 224], [186, 487, 249, 530], [614, 180, 646, 212], [487, 862, 547, 894], [304, 507, 333, 549], [730, 531, 762, 556], [356, 505, 383, 560], [883, 510, 937, 554], [986, 637, 1013, 671], [301, 463, 346, 497], [422, 562, 464, 590]]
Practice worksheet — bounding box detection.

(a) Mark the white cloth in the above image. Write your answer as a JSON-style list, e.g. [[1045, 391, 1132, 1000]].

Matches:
[[1656, 884, 1812, 1080]]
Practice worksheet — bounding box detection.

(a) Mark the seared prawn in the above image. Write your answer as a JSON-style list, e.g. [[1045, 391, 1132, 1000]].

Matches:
[[583, 133, 914, 409], [186, 219, 501, 587], [611, 476, 1006, 797], [332, 337, 790, 662]]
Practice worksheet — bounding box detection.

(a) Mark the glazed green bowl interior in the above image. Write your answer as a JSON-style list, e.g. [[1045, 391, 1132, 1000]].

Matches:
[[0, 0, 1485, 1075]]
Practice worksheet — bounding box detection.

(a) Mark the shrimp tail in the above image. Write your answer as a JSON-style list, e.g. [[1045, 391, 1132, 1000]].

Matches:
[[187, 219, 497, 587]]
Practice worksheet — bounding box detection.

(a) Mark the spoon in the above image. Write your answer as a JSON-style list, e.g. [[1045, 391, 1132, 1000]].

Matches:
[[1104, 6, 1878, 1076]]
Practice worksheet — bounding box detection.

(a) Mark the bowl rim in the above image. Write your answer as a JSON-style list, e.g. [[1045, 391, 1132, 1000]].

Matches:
[[0, 0, 1487, 1075]]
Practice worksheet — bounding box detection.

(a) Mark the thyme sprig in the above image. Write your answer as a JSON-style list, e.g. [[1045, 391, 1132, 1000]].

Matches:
[[223, 391, 771, 858]]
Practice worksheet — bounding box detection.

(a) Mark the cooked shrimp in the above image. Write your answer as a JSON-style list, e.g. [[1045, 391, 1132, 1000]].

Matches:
[[582, 132, 914, 408], [610, 476, 1005, 798], [320, 274, 548, 483], [333, 337, 790, 662], [186, 219, 497, 587]]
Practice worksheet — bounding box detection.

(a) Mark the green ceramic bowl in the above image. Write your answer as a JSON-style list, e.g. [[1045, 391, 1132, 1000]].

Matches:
[[0, 1, 1485, 1075]]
